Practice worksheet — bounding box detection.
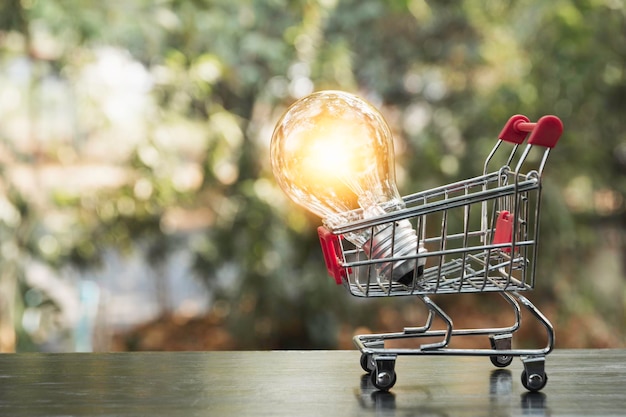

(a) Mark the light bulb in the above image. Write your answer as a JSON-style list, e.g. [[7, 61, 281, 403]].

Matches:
[[270, 90, 422, 284]]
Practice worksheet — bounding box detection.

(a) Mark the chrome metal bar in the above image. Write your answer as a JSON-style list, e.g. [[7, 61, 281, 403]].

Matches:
[[333, 178, 539, 234]]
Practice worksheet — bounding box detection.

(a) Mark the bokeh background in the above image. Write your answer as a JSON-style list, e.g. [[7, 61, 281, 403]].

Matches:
[[0, 0, 624, 352]]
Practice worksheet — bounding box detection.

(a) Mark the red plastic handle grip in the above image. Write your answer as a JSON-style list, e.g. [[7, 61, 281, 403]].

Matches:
[[499, 114, 563, 148], [498, 115, 531, 144], [518, 115, 563, 148]]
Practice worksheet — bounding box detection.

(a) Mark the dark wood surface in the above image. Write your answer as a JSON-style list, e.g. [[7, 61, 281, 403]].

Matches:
[[0, 349, 624, 416]]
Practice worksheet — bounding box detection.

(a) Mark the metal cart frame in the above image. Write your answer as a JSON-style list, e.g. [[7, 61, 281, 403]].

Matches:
[[318, 115, 563, 392]]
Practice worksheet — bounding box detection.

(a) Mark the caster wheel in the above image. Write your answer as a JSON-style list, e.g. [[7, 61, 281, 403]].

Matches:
[[370, 369, 397, 391], [521, 369, 548, 392], [360, 353, 374, 374], [490, 354, 514, 368]]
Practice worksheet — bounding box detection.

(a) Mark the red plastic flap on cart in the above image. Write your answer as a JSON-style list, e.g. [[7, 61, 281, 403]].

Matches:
[[317, 226, 347, 285], [498, 115, 531, 144], [493, 210, 513, 253]]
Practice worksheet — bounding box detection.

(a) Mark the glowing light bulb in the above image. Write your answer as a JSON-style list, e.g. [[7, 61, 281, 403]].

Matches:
[[270, 90, 422, 284]]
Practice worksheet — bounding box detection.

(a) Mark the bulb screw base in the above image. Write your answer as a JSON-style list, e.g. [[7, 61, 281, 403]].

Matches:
[[363, 219, 426, 285]]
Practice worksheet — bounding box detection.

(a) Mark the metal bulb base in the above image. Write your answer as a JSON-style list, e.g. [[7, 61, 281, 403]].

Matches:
[[363, 219, 425, 285]]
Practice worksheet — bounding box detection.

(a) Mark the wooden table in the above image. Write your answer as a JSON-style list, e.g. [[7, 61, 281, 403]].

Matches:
[[0, 350, 624, 416]]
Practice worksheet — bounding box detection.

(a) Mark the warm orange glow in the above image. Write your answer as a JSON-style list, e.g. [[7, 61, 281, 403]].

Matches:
[[271, 90, 401, 221], [298, 115, 376, 188]]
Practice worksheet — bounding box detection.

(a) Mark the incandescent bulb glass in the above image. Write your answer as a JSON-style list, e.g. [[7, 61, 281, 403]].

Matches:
[[270, 90, 422, 284]]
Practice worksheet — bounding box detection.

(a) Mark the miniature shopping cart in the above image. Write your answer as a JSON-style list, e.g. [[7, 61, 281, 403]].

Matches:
[[317, 114, 563, 392]]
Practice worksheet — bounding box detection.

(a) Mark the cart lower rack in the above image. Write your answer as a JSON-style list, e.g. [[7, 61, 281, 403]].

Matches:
[[318, 115, 563, 392]]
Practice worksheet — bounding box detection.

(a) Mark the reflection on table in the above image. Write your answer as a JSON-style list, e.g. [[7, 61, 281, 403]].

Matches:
[[0, 350, 623, 416]]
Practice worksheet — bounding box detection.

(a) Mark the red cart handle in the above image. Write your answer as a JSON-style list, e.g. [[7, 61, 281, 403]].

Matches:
[[515, 115, 563, 148], [498, 114, 563, 148], [317, 226, 348, 285], [498, 114, 531, 144]]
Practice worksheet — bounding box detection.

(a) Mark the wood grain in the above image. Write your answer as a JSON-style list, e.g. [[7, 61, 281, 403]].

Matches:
[[0, 350, 624, 416]]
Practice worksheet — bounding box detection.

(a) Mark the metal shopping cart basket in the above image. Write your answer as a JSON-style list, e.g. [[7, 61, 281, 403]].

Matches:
[[317, 114, 563, 392]]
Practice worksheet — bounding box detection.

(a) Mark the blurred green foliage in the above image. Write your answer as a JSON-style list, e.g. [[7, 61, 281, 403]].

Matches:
[[0, 0, 624, 351]]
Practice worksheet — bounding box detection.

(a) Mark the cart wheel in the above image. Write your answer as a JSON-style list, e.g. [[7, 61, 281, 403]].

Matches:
[[490, 354, 514, 368], [521, 369, 548, 392], [370, 369, 397, 392], [360, 353, 374, 374]]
